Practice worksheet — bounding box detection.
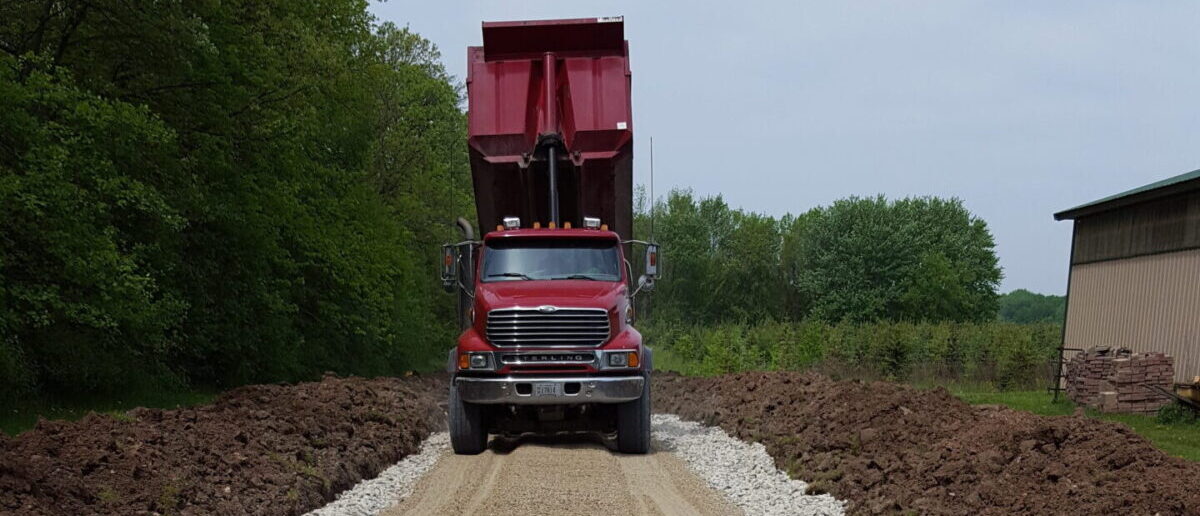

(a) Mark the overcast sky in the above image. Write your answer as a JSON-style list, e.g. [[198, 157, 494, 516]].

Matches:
[[371, 1, 1200, 295]]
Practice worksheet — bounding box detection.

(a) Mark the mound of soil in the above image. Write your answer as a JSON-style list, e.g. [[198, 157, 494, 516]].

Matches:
[[0, 373, 446, 515], [654, 371, 1200, 515]]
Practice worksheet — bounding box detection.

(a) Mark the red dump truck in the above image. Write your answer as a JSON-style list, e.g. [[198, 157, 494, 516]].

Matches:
[[440, 17, 659, 454]]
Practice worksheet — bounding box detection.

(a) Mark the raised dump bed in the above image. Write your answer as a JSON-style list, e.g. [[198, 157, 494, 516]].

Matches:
[[467, 17, 634, 239]]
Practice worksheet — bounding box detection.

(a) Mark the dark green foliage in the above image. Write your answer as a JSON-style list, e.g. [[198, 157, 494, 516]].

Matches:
[[0, 58, 188, 400], [998, 289, 1066, 324], [1156, 402, 1194, 425], [0, 1, 469, 402]]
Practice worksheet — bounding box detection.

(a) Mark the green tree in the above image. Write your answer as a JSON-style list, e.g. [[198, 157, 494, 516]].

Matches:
[[635, 189, 785, 324], [0, 59, 187, 398], [783, 196, 1001, 322], [0, 0, 471, 401]]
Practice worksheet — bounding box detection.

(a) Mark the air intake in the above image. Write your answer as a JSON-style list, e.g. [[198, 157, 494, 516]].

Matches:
[[486, 307, 610, 347]]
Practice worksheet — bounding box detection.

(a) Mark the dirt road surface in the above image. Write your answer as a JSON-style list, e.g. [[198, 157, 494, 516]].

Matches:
[[382, 435, 740, 516]]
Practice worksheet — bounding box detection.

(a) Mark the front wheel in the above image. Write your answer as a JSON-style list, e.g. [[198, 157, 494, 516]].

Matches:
[[616, 371, 651, 454], [449, 382, 488, 454]]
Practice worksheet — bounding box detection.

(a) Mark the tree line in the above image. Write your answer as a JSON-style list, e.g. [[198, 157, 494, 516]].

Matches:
[[635, 189, 1005, 325], [998, 289, 1065, 324], [0, 0, 471, 403], [633, 191, 1064, 386]]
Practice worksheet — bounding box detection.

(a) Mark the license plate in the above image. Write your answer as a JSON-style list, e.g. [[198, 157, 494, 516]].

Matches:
[[533, 382, 561, 396]]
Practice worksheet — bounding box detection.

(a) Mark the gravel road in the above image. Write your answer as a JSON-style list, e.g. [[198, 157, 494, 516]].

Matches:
[[381, 432, 737, 515], [312, 415, 843, 516]]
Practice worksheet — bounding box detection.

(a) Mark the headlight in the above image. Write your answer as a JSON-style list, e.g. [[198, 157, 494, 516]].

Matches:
[[608, 351, 638, 368], [469, 353, 489, 369], [460, 352, 491, 370]]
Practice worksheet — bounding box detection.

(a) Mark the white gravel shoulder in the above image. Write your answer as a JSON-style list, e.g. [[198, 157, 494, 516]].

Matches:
[[304, 432, 449, 516], [652, 414, 845, 516]]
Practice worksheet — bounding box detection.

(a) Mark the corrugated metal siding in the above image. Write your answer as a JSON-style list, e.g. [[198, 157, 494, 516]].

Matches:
[[1072, 190, 1200, 264], [1064, 248, 1200, 383]]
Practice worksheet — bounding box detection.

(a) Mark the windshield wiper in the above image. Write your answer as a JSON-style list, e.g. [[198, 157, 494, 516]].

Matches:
[[487, 272, 534, 280], [551, 274, 601, 281]]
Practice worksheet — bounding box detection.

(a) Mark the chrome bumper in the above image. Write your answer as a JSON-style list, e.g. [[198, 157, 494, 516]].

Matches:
[[455, 375, 645, 405]]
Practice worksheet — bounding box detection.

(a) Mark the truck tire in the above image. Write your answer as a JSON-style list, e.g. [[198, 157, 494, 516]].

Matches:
[[617, 370, 651, 454], [449, 382, 488, 455]]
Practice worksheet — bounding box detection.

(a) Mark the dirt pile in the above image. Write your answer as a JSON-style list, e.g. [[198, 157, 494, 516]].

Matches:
[[0, 373, 447, 516], [654, 371, 1200, 515]]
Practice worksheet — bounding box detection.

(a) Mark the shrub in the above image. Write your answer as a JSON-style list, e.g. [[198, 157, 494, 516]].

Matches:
[[1157, 402, 1194, 425], [646, 320, 1061, 388]]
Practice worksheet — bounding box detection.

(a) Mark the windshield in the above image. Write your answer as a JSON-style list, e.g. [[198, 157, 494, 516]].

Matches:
[[482, 238, 621, 282]]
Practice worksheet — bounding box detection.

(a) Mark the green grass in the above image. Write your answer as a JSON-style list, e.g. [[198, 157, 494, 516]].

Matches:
[[953, 389, 1076, 416], [1, 388, 217, 436], [951, 388, 1200, 462]]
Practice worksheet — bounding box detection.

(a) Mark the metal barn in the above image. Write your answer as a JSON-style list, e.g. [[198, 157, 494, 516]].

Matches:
[[1054, 169, 1200, 383]]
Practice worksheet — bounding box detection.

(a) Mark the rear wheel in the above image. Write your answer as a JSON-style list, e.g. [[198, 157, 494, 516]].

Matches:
[[449, 382, 488, 454], [617, 370, 651, 454]]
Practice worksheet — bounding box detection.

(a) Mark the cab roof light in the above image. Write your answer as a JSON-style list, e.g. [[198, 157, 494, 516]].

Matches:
[[583, 217, 601, 229], [533, 222, 541, 229], [502, 216, 520, 230], [600, 224, 608, 231], [549, 221, 557, 229], [563, 221, 572, 229]]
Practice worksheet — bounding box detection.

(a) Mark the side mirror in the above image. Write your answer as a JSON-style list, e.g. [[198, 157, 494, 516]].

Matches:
[[644, 244, 659, 279], [637, 274, 655, 293], [441, 244, 457, 293]]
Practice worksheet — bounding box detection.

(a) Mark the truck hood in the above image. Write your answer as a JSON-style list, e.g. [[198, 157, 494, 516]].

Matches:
[[476, 280, 626, 310]]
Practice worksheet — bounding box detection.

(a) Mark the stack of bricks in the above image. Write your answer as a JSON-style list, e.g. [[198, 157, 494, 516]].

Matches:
[[1064, 348, 1119, 405], [1065, 348, 1174, 414]]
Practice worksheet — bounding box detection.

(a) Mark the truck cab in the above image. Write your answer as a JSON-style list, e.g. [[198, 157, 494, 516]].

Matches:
[[446, 222, 657, 454], [441, 17, 658, 454]]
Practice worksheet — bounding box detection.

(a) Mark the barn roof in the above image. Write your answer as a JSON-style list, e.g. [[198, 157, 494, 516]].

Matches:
[[1055, 168, 1200, 221]]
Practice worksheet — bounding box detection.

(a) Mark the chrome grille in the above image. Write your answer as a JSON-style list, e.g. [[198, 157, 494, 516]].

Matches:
[[486, 307, 611, 347]]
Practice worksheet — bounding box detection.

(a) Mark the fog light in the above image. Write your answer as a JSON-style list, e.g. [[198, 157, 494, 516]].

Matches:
[[608, 352, 628, 367], [469, 353, 488, 369]]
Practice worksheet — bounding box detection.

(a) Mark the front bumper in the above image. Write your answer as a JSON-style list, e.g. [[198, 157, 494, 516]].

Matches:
[[455, 375, 644, 405]]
